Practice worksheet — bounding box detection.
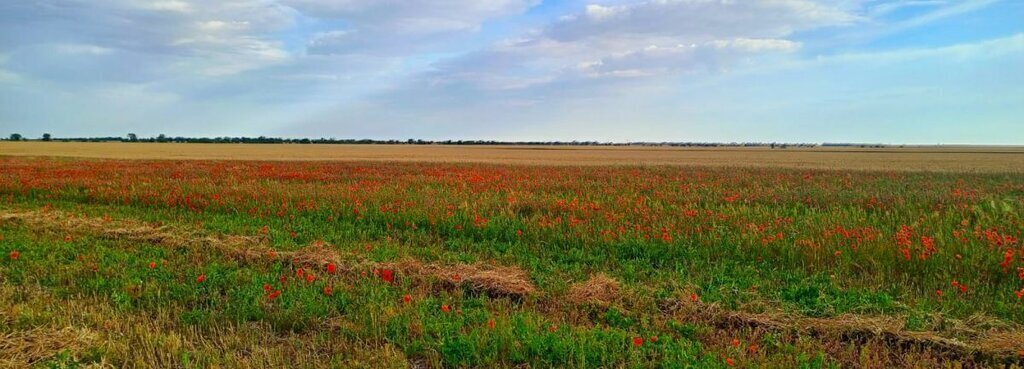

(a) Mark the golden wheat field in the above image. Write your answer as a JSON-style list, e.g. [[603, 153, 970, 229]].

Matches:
[[2, 142, 1023, 172]]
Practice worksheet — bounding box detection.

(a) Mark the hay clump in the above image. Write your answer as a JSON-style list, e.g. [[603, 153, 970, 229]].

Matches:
[[566, 274, 621, 306], [382, 260, 536, 298]]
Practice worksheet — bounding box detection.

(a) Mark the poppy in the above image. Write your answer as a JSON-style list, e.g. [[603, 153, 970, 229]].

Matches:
[[487, 319, 495, 329], [731, 338, 740, 347], [381, 269, 395, 284], [263, 283, 272, 292], [726, 358, 735, 367], [326, 263, 336, 274], [548, 325, 557, 333], [323, 286, 333, 296], [402, 294, 412, 304], [441, 304, 451, 313], [306, 273, 316, 283], [8, 250, 18, 260], [649, 336, 658, 343], [268, 290, 281, 300], [632, 336, 644, 347], [689, 293, 699, 302], [148, 261, 156, 269], [195, 274, 206, 283]]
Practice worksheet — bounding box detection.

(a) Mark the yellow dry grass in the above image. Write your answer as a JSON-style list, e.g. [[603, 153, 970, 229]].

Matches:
[[658, 297, 1024, 362], [2, 142, 1023, 172], [383, 259, 536, 298], [0, 284, 409, 369], [566, 274, 622, 307]]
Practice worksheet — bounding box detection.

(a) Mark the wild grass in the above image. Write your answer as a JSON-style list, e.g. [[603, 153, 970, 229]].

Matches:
[[1, 157, 1022, 368]]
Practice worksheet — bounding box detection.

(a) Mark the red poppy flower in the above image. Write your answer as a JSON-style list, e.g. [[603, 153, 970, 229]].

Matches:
[[296, 268, 304, 278], [381, 269, 394, 284], [326, 263, 336, 274], [441, 304, 451, 313], [548, 325, 557, 333], [726, 358, 735, 367], [148, 261, 156, 269], [268, 290, 281, 300], [689, 293, 699, 302], [402, 294, 412, 304], [632, 336, 643, 347], [195, 274, 206, 283], [263, 283, 272, 292], [649, 336, 658, 343], [731, 338, 740, 347], [487, 319, 495, 329], [323, 286, 333, 296], [8, 250, 18, 260], [306, 273, 316, 283], [279, 275, 287, 283]]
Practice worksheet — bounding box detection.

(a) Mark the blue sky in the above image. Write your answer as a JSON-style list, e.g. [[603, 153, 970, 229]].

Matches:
[[1, 0, 1022, 144]]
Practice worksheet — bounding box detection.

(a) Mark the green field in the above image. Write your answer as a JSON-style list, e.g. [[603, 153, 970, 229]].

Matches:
[[2, 157, 1023, 368]]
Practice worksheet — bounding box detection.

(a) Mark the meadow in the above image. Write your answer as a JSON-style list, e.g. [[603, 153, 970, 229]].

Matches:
[[1, 151, 1023, 368]]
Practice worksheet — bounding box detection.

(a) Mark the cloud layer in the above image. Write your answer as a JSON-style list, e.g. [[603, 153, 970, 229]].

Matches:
[[1, 0, 1021, 143]]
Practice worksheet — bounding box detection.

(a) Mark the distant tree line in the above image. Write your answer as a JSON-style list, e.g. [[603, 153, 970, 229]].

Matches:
[[3, 132, 840, 148]]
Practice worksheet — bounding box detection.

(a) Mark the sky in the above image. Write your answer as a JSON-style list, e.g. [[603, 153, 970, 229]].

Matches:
[[1, 0, 1022, 144]]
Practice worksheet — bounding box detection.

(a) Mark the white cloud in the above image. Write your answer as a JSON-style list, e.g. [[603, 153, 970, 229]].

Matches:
[[143, 0, 194, 13], [284, 0, 538, 33], [287, 0, 539, 55], [0, 0, 295, 78], [547, 0, 861, 43], [54, 43, 114, 55], [414, 0, 854, 90]]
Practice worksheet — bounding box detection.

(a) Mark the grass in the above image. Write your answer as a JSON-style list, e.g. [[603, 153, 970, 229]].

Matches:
[[1, 157, 1023, 368]]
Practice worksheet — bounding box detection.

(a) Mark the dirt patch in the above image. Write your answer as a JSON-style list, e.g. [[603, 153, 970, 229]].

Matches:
[[566, 274, 621, 307]]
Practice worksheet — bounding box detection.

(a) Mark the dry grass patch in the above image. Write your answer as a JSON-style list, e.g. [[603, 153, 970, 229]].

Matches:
[[566, 274, 621, 307], [0, 327, 101, 367], [658, 297, 1024, 365], [383, 259, 536, 298]]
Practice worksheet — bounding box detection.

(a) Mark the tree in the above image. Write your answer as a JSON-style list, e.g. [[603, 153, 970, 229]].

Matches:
[[9, 133, 21, 141], [127, 133, 138, 142], [156, 134, 167, 143], [42, 133, 51, 141]]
